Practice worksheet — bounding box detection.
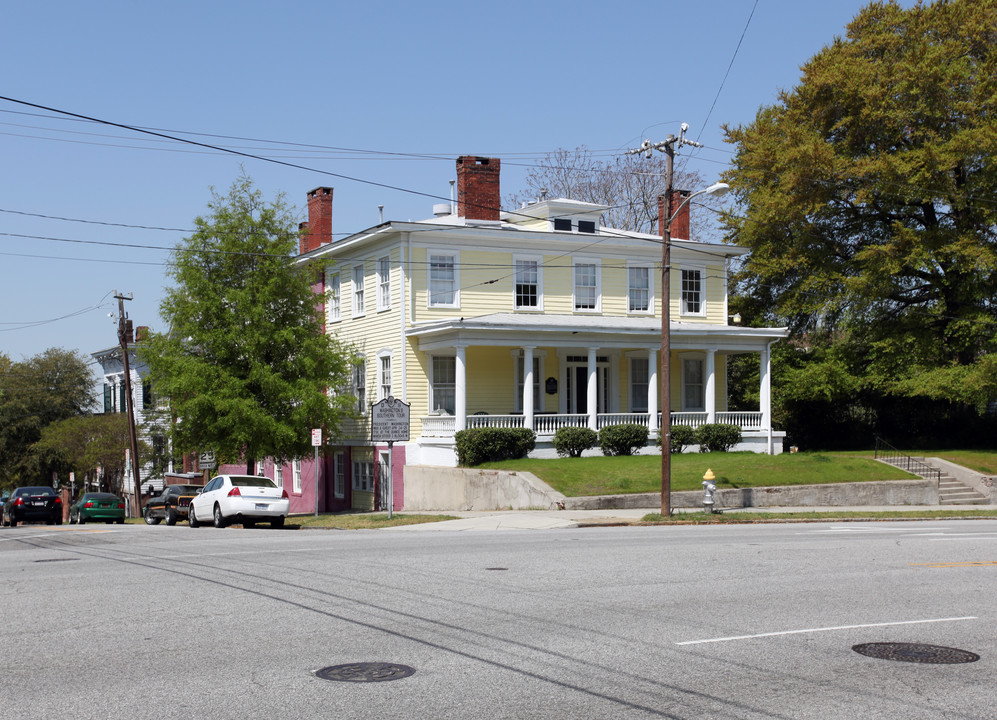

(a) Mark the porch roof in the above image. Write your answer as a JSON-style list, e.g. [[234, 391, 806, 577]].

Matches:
[[407, 313, 788, 352]]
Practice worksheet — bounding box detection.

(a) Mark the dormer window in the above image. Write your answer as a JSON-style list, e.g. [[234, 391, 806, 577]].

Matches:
[[578, 220, 596, 234], [553, 218, 572, 231]]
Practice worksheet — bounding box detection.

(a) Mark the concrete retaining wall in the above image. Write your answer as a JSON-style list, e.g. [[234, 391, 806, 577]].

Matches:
[[403, 466, 938, 511], [564, 479, 939, 510], [402, 466, 566, 511]]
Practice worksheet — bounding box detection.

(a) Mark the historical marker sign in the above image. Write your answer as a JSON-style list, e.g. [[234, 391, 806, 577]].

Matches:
[[371, 396, 410, 442]]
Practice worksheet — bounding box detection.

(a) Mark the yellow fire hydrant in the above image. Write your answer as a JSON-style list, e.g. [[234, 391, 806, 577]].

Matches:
[[702, 469, 717, 513]]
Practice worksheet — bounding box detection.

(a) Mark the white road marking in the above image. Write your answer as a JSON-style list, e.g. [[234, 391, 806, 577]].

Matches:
[[676, 616, 978, 646]]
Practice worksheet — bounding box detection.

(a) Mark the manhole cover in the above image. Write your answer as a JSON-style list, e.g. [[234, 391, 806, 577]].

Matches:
[[315, 663, 415, 683], [852, 642, 980, 664]]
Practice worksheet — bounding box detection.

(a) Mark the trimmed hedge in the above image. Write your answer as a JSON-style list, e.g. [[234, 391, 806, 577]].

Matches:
[[552, 427, 598, 458], [598, 423, 649, 456], [455, 427, 536, 466], [669, 424, 697, 453], [696, 423, 742, 453]]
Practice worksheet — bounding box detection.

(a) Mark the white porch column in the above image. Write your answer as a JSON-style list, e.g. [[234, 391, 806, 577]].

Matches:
[[455, 345, 467, 432], [647, 349, 658, 434], [523, 346, 535, 431], [587, 347, 598, 430], [760, 342, 772, 452], [705, 348, 716, 424]]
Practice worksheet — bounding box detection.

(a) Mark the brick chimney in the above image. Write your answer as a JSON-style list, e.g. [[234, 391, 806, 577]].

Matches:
[[658, 189, 691, 240], [456, 156, 501, 221], [300, 187, 334, 254]]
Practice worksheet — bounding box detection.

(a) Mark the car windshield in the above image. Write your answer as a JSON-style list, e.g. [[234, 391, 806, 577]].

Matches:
[[229, 476, 277, 488], [177, 485, 202, 494]]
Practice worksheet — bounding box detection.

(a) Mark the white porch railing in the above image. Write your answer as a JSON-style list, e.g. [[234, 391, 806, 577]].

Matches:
[[421, 411, 764, 438]]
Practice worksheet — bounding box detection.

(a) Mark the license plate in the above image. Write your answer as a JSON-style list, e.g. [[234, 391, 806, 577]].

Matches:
[[255, 503, 268, 510], [33, 501, 46, 507]]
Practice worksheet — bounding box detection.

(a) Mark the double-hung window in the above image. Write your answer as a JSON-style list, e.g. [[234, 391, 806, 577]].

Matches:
[[429, 252, 458, 307], [628, 265, 651, 313], [377, 256, 391, 311], [292, 460, 302, 494], [681, 268, 705, 315], [352, 265, 366, 317], [328, 272, 341, 322], [352, 460, 373, 492], [514, 257, 540, 310], [333, 452, 345, 498], [431, 356, 456, 414], [630, 357, 649, 413], [573, 260, 599, 311], [378, 354, 392, 400], [354, 359, 367, 414]]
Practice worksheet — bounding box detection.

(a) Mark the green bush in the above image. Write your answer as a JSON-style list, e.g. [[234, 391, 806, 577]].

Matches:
[[552, 427, 598, 458], [696, 423, 742, 453], [669, 424, 698, 453], [455, 427, 536, 466], [598, 424, 649, 456]]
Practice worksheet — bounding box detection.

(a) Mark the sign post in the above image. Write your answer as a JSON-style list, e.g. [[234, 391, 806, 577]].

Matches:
[[311, 428, 323, 517], [370, 397, 410, 519]]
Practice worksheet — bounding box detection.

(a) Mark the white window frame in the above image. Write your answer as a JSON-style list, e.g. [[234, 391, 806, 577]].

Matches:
[[274, 463, 283, 489], [376, 255, 391, 311], [328, 271, 341, 323], [572, 258, 601, 312], [333, 452, 345, 498], [292, 459, 302, 494], [682, 356, 705, 411], [627, 263, 653, 314], [255, 460, 266, 477], [680, 267, 706, 317], [352, 264, 366, 317], [513, 255, 543, 311], [430, 355, 456, 414], [629, 356, 650, 413], [428, 250, 459, 308], [377, 350, 392, 401], [354, 359, 367, 415], [352, 459, 373, 492]]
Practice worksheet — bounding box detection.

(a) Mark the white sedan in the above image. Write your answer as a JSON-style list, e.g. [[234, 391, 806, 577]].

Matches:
[[189, 475, 290, 529]]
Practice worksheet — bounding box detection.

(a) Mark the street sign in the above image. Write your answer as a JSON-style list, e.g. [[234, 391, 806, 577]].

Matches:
[[370, 396, 410, 442], [199, 451, 216, 470], [312, 428, 323, 446]]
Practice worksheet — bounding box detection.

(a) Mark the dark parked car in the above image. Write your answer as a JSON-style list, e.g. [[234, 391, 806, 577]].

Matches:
[[69, 492, 125, 524], [143, 484, 202, 526], [2, 486, 63, 527]]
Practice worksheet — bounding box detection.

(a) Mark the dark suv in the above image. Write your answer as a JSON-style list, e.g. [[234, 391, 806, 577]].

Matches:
[[143, 484, 202, 526], [2, 487, 63, 526]]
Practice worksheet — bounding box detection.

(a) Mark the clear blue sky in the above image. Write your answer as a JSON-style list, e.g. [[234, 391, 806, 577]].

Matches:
[[1, 0, 897, 367]]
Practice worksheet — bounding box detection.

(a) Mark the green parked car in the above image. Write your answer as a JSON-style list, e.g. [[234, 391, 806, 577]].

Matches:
[[69, 493, 125, 524]]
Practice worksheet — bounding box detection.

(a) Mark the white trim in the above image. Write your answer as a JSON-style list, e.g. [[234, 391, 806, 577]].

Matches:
[[376, 255, 391, 312], [572, 257, 602, 313], [427, 249, 459, 308], [626, 261, 654, 315], [680, 266, 706, 317], [352, 264, 366, 318], [327, 270, 341, 323], [377, 349, 393, 401], [513, 254, 544, 311], [292, 459, 302, 494]]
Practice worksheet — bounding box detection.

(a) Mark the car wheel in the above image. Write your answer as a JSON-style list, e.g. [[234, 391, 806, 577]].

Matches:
[[144, 511, 160, 526], [188, 505, 199, 528], [78, 514, 85, 525], [165, 507, 177, 526], [9, 518, 16, 527], [271, 516, 285, 529], [213, 505, 226, 528]]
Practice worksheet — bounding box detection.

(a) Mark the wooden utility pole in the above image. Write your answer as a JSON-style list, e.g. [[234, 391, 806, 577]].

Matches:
[[115, 292, 143, 518]]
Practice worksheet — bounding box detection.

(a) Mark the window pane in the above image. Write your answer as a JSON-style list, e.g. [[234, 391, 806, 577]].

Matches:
[[432, 356, 456, 414], [682, 269, 702, 314], [629, 267, 650, 312], [429, 255, 455, 306], [574, 264, 597, 310], [631, 358, 649, 412], [515, 259, 538, 308]]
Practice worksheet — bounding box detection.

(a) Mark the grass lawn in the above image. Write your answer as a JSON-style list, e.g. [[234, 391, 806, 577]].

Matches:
[[479, 451, 918, 497], [928, 450, 997, 476]]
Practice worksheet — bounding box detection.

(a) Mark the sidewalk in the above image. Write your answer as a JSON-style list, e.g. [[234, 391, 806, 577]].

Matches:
[[386, 504, 995, 532]]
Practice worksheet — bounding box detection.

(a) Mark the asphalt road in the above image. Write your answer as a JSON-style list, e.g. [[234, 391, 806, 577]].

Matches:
[[1, 519, 994, 719]]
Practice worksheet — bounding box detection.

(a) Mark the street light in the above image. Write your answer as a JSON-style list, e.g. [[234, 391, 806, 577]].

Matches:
[[660, 180, 729, 517]]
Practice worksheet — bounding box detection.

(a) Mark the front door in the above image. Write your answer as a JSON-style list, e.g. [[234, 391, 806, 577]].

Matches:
[[566, 358, 610, 414]]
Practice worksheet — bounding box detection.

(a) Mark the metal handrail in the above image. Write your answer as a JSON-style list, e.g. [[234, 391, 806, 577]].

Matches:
[[874, 437, 941, 483]]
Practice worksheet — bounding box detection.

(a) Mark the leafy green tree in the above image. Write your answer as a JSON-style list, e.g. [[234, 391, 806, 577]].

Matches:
[[723, 0, 997, 408], [141, 175, 356, 472], [0, 348, 96, 488], [34, 414, 146, 494]]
